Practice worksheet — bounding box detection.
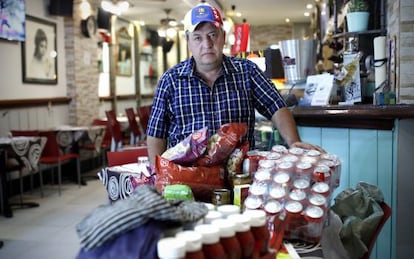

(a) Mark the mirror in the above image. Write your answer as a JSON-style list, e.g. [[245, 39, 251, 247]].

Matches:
[[116, 27, 132, 76]]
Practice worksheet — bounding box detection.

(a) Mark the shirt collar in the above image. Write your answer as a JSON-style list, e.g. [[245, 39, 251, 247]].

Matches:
[[179, 55, 239, 78]]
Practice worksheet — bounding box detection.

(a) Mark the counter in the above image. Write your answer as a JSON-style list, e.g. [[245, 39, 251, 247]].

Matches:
[[291, 104, 414, 130]]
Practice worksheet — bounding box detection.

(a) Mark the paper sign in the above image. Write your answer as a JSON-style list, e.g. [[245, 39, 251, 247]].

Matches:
[[302, 73, 334, 106]]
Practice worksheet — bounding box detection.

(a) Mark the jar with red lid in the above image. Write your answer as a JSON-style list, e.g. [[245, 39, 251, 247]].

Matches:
[[303, 205, 325, 243], [211, 219, 242, 259], [175, 231, 206, 259], [227, 214, 255, 259], [194, 224, 227, 259], [243, 209, 270, 257]]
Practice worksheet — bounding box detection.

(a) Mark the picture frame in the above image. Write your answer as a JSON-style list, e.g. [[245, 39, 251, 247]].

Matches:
[[21, 15, 57, 84], [116, 27, 132, 77]]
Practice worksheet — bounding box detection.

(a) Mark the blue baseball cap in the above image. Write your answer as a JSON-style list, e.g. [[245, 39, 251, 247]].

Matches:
[[183, 3, 223, 33]]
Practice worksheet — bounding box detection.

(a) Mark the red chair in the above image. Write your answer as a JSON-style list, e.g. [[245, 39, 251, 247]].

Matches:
[[8, 130, 42, 199], [79, 119, 111, 167], [106, 147, 148, 167], [38, 130, 81, 196], [361, 201, 392, 259], [136, 105, 151, 132], [125, 108, 146, 145]]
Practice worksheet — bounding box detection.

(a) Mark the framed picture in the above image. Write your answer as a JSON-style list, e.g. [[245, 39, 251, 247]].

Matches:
[[0, 0, 26, 42], [21, 15, 57, 84], [116, 27, 132, 77]]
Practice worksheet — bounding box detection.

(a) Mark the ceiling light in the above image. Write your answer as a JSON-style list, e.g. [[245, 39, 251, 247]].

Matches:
[[306, 4, 313, 9], [304, 12, 310, 17], [101, 0, 130, 15], [285, 18, 290, 23]]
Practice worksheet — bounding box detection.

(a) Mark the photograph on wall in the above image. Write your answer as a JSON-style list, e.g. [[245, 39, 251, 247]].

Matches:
[[21, 15, 57, 84], [0, 0, 25, 42]]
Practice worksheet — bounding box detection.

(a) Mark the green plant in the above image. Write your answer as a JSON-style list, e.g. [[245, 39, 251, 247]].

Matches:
[[348, 0, 369, 12]]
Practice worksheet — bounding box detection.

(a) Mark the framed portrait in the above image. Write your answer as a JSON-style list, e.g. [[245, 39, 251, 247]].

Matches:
[[116, 27, 132, 77], [21, 15, 57, 84]]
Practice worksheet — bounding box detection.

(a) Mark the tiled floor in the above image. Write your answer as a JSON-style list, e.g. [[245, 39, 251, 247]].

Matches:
[[0, 171, 107, 259]]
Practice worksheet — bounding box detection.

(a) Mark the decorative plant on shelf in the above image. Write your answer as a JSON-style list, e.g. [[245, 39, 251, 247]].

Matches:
[[346, 0, 370, 32], [348, 0, 369, 13]]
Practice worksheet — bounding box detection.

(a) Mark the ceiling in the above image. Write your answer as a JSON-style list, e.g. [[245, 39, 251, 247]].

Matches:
[[118, 0, 315, 28]]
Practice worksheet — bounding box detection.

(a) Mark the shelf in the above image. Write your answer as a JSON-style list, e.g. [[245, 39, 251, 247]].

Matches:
[[333, 29, 386, 39]]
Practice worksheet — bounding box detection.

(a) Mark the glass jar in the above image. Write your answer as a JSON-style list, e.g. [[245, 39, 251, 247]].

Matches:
[[211, 219, 242, 259], [175, 230, 205, 259], [157, 237, 186, 259], [227, 214, 255, 259], [194, 224, 227, 259], [243, 209, 270, 257]]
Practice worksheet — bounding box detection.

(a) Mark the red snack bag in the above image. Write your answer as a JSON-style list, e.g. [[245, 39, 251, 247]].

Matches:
[[155, 156, 225, 201], [196, 123, 248, 166], [161, 127, 208, 165]]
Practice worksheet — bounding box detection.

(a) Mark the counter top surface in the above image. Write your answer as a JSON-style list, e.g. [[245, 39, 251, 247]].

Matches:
[[290, 104, 414, 130]]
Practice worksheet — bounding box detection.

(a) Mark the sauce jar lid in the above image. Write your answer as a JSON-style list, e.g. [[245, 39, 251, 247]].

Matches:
[[157, 237, 186, 259]]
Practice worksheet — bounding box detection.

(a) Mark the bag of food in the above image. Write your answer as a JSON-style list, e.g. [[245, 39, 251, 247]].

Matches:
[[227, 140, 250, 176], [161, 127, 208, 165], [196, 123, 248, 166], [154, 155, 225, 202]]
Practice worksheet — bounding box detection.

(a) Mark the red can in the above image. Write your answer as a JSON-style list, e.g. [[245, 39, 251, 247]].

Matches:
[[281, 154, 299, 164], [311, 182, 330, 197], [264, 199, 283, 216], [271, 145, 288, 154], [272, 171, 291, 187], [293, 178, 311, 191], [257, 159, 275, 171], [308, 193, 328, 208], [269, 184, 286, 201], [243, 195, 264, 210], [276, 161, 294, 175], [253, 169, 272, 183], [295, 162, 313, 180], [288, 147, 305, 156], [288, 189, 307, 203], [303, 205, 325, 243], [312, 164, 331, 183]]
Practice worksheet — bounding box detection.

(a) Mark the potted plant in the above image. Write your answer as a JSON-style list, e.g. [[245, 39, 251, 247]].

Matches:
[[346, 0, 370, 32]]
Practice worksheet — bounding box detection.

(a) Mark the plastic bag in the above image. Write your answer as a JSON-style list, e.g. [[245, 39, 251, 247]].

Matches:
[[331, 182, 384, 259]]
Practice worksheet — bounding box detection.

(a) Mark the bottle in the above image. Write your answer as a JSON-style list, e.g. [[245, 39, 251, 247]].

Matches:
[[194, 224, 227, 259], [227, 214, 255, 259], [157, 237, 186, 259], [211, 219, 242, 259], [176, 231, 206, 259], [243, 209, 270, 257]]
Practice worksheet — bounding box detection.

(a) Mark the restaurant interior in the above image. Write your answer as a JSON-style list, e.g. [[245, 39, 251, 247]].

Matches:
[[0, 0, 413, 258]]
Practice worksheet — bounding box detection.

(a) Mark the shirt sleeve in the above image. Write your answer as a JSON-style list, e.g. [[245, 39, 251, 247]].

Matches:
[[249, 61, 287, 119]]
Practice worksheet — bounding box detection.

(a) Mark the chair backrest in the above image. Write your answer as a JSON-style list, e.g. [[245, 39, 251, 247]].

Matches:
[[137, 105, 151, 132], [106, 147, 148, 166], [105, 110, 124, 144], [125, 107, 141, 138], [10, 130, 40, 137], [362, 201, 392, 259], [38, 130, 60, 157], [91, 119, 111, 146]]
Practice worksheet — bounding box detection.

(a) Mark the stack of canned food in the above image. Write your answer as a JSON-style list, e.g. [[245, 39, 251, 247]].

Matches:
[[242, 145, 341, 243]]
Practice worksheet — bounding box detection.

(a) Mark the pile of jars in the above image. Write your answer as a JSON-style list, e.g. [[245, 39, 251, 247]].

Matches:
[[242, 145, 341, 243], [157, 204, 272, 259]]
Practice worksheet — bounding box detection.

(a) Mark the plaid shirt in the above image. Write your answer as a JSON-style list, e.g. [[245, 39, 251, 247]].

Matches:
[[147, 55, 286, 148]]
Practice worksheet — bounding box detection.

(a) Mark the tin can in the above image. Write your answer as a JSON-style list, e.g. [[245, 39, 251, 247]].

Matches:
[[244, 195, 264, 210], [271, 145, 288, 154], [273, 171, 291, 187], [312, 164, 331, 183], [254, 169, 272, 183], [212, 189, 231, 206], [258, 159, 275, 171], [295, 162, 313, 180], [281, 154, 299, 164], [303, 205, 325, 243], [264, 199, 283, 216], [288, 189, 307, 202], [276, 161, 294, 174], [288, 147, 305, 156], [311, 182, 330, 197], [293, 178, 310, 191], [269, 184, 286, 201], [308, 193, 327, 208]]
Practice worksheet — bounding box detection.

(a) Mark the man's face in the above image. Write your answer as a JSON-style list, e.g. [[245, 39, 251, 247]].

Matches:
[[187, 22, 225, 69]]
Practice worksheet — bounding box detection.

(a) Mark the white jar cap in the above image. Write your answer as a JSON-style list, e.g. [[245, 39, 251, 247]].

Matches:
[[157, 237, 186, 259], [211, 218, 236, 237], [204, 210, 223, 224], [227, 214, 251, 232], [243, 209, 266, 227], [175, 230, 203, 252], [217, 204, 240, 218], [194, 224, 220, 244], [203, 202, 216, 211]]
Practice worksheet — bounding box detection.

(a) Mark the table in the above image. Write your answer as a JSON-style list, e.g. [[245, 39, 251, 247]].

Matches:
[[0, 136, 46, 218], [51, 125, 106, 155]]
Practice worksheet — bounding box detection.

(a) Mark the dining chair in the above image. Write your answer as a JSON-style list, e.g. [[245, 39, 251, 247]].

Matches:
[[8, 130, 42, 199], [361, 201, 392, 259], [136, 105, 151, 132], [125, 107, 146, 145], [38, 130, 81, 196], [79, 119, 111, 167], [105, 110, 140, 151], [106, 147, 148, 167]]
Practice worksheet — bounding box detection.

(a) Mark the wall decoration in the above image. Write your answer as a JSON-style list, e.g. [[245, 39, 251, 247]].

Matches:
[[0, 0, 25, 42], [116, 27, 132, 76], [21, 15, 57, 84]]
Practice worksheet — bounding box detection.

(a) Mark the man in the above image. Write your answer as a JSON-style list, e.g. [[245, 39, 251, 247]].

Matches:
[[146, 3, 323, 165]]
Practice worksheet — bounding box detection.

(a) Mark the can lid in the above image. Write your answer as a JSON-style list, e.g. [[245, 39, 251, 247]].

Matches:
[[293, 178, 310, 189], [244, 195, 263, 210], [308, 194, 327, 206], [254, 169, 272, 181], [273, 172, 290, 184], [271, 145, 288, 153], [277, 161, 293, 171], [285, 200, 303, 213], [312, 182, 330, 193], [264, 200, 283, 215], [211, 219, 236, 237], [194, 224, 220, 244], [175, 230, 203, 252], [269, 185, 286, 199], [289, 189, 307, 201], [296, 162, 312, 170], [243, 209, 266, 226], [157, 237, 186, 259], [305, 205, 324, 219]]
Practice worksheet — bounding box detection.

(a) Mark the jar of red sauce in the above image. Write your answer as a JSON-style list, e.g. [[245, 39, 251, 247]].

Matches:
[[157, 237, 186, 259], [211, 219, 242, 259], [227, 214, 255, 259], [175, 231, 206, 259], [243, 209, 270, 257], [194, 224, 227, 259]]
